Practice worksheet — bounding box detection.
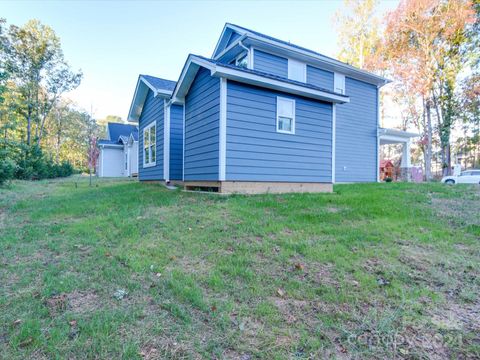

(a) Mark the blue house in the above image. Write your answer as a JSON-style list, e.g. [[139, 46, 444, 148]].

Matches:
[[127, 23, 392, 193]]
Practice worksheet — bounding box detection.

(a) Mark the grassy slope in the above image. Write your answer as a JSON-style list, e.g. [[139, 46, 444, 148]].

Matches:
[[0, 178, 478, 359]]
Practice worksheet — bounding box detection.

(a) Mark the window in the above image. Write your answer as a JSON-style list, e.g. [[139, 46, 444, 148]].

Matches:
[[460, 171, 471, 176], [143, 122, 156, 167], [288, 59, 306, 82], [230, 52, 248, 68], [236, 53, 248, 68], [276, 97, 295, 134], [334, 73, 345, 94]]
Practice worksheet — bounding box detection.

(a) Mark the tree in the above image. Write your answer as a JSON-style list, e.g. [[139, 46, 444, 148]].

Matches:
[[382, 0, 475, 179], [4, 19, 82, 146], [96, 115, 124, 138], [334, 0, 381, 71]]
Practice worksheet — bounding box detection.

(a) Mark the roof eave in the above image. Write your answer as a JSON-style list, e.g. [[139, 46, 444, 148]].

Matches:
[[241, 35, 391, 87], [212, 66, 349, 103], [173, 55, 349, 104], [127, 76, 173, 122]]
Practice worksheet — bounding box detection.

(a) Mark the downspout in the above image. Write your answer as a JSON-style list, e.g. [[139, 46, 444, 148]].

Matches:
[[238, 39, 253, 70]]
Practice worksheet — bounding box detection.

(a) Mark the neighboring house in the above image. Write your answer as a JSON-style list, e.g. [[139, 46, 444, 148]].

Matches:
[[97, 123, 139, 177], [127, 23, 411, 193]]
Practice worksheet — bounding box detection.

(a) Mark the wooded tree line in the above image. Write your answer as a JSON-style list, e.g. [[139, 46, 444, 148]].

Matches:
[[336, 0, 480, 179], [0, 18, 99, 184]]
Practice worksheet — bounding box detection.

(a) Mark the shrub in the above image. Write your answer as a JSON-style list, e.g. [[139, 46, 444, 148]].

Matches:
[[0, 158, 17, 185], [385, 177, 393, 183], [13, 145, 74, 180]]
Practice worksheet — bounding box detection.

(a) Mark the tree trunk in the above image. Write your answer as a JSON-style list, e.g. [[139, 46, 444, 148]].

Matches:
[[26, 106, 32, 146], [425, 100, 433, 181]]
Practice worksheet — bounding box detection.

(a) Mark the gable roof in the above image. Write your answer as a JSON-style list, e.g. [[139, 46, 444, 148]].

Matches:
[[140, 75, 177, 92], [213, 23, 390, 87], [172, 54, 349, 104], [99, 123, 138, 147], [108, 123, 138, 142], [127, 75, 176, 122]]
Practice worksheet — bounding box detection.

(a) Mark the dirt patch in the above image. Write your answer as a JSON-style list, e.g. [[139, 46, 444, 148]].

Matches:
[[325, 207, 342, 213], [45, 294, 68, 316], [165, 256, 212, 275], [67, 291, 100, 313], [46, 291, 100, 316]]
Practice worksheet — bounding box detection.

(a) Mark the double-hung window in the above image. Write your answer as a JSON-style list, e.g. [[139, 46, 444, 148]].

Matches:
[[143, 122, 156, 167], [276, 97, 295, 134]]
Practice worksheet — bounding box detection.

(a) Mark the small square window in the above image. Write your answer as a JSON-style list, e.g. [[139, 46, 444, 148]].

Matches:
[[276, 97, 295, 134]]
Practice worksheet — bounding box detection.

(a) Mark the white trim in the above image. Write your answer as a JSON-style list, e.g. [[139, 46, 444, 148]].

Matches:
[[127, 76, 173, 122], [376, 89, 380, 182], [211, 65, 349, 104], [100, 148, 104, 177], [332, 104, 336, 183], [173, 55, 350, 105], [98, 143, 123, 149], [248, 47, 254, 70], [288, 58, 306, 83], [182, 105, 185, 181], [143, 120, 157, 168], [219, 78, 227, 181], [163, 100, 170, 181], [234, 51, 248, 68], [378, 127, 420, 138], [276, 97, 295, 135]]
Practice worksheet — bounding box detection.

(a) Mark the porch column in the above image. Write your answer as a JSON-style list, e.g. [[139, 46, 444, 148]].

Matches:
[[400, 140, 411, 181]]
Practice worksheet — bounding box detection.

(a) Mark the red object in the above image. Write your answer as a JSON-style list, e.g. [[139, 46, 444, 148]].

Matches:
[[88, 137, 99, 170]]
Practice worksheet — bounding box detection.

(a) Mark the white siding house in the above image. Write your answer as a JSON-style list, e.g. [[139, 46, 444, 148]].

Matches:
[[97, 123, 139, 177]]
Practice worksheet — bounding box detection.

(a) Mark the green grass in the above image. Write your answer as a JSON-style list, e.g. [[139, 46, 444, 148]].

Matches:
[[0, 177, 479, 359]]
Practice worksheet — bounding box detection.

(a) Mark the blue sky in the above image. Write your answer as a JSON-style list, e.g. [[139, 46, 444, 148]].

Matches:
[[2, 0, 398, 121]]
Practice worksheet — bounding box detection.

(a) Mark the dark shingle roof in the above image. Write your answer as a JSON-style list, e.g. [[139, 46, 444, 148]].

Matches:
[[141, 75, 176, 92], [192, 54, 348, 98], [224, 23, 389, 85], [226, 23, 348, 67], [98, 123, 138, 146], [108, 123, 138, 142]]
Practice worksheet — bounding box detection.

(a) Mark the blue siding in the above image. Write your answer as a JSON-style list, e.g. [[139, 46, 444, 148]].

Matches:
[[335, 77, 378, 182], [306, 65, 334, 91], [138, 89, 164, 181], [226, 32, 241, 48], [226, 81, 332, 182], [184, 67, 220, 181], [253, 50, 288, 78], [169, 104, 184, 181]]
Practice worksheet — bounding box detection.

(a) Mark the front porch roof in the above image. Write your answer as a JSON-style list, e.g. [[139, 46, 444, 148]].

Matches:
[[379, 128, 419, 145]]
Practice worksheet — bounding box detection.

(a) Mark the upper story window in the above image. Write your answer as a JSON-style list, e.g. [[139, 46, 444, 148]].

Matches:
[[334, 73, 346, 94], [276, 97, 295, 134], [288, 59, 306, 82], [143, 121, 156, 167]]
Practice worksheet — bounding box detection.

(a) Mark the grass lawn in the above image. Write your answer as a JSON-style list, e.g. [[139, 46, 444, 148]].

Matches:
[[0, 177, 479, 359]]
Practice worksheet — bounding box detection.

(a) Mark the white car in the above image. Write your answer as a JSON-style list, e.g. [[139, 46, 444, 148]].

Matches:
[[441, 170, 480, 184]]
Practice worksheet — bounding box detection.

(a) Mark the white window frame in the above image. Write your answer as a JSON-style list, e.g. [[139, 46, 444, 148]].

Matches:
[[276, 97, 295, 134], [143, 121, 156, 168], [334, 73, 346, 94], [288, 59, 306, 82]]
